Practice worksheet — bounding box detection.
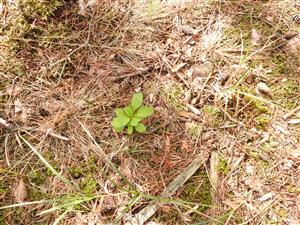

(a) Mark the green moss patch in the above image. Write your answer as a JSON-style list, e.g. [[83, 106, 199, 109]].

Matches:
[[273, 80, 300, 109]]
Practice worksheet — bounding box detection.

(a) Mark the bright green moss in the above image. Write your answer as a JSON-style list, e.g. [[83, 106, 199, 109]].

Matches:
[[217, 158, 230, 175], [255, 115, 271, 130], [273, 80, 299, 109]]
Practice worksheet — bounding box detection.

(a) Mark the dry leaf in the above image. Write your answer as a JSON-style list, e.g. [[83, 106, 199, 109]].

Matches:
[[14, 99, 27, 121], [14, 179, 28, 202], [171, 62, 187, 73], [6, 84, 22, 96], [256, 82, 272, 98], [223, 199, 240, 209], [251, 28, 261, 46], [192, 61, 213, 77]]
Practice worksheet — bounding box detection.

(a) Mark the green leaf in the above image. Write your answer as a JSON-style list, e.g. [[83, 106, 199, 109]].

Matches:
[[130, 116, 143, 126], [112, 115, 130, 128], [135, 106, 154, 118], [131, 93, 143, 111], [114, 126, 125, 132], [124, 106, 134, 117], [135, 122, 146, 133], [115, 108, 125, 117], [127, 126, 133, 134]]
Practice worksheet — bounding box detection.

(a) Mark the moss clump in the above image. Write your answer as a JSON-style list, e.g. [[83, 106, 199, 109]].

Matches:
[[68, 157, 100, 179], [29, 170, 46, 186], [270, 54, 290, 76], [29, 188, 46, 200], [157, 171, 212, 224], [225, 2, 280, 58], [273, 80, 299, 110], [80, 176, 98, 195], [239, 86, 271, 114], [287, 185, 300, 193], [255, 115, 271, 130], [161, 81, 185, 111], [217, 158, 230, 175], [186, 122, 202, 140], [180, 171, 212, 218], [202, 105, 223, 127], [1, 0, 62, 52], [69, 166, 85, 179]]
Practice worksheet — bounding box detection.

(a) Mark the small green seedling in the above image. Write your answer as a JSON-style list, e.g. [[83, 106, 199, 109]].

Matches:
[[112, 93, 154, 134]]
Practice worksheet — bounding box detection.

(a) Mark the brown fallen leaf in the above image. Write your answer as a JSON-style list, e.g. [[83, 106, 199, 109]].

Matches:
[[192, 61, 213, 77], [14, 179, 28, 202]]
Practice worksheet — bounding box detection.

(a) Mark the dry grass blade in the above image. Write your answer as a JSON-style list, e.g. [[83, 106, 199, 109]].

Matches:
[[77, 119, 136, 190]]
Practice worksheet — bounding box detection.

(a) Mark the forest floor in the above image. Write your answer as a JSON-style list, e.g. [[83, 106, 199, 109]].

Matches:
[[0, 0, 300, 224]]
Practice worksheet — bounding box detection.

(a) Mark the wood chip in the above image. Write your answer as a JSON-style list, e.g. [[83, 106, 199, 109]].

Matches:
[[288, 119, 300, 125], [186, 104, 201, 115], [259, 193, 274, 202], [171, 63, 187, 73]]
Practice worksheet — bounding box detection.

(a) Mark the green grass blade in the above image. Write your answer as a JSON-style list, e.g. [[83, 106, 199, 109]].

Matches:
[[19, 135, 80, 191]]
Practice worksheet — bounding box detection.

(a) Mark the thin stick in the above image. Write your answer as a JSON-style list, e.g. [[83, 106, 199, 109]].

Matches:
[[238, 196, 279, 225], [43, 128, 70, 142], [125, 151, 209, 225], [109, 67, 153, 82], [4, 134, 11, 167], [283, 105, 300, 120]]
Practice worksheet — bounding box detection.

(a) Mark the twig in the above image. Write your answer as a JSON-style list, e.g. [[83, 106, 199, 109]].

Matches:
[[125, 151, 210, 225], [224, 201, 245, 225], [238, 196, 279, 225], [283, 105, 300, 120], [209, 151, 219, 204], [109, 67, 153, 82], [4, 135, 11, 167], [43, 128, 70, 142]]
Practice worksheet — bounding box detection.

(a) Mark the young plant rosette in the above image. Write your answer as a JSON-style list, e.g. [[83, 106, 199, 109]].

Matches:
[[112, 93, 154, 134]]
